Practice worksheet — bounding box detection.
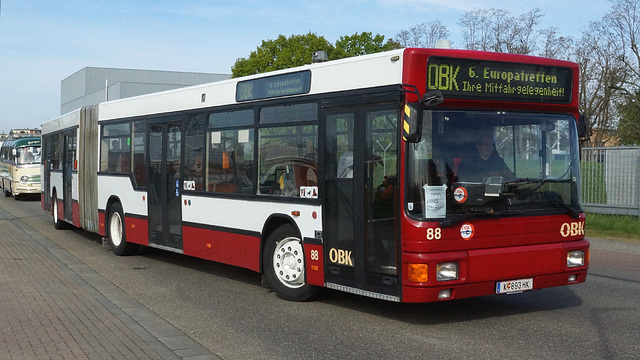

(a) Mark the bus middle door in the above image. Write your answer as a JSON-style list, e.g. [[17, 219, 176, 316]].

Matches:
[[62, 131, 76, 223], [147, 121, 183, 252]]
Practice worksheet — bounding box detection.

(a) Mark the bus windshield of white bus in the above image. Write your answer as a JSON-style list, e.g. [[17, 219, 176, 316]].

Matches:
[[406, 110, 581, 223], [16, 146, 41, 165]]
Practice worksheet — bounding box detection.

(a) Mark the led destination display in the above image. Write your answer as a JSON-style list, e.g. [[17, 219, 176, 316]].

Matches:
[[236, 70, 311, 102], [427, 57, 572, 104]]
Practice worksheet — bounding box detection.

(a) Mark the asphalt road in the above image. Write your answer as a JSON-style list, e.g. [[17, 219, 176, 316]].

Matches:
[[6, 195, 640, 360]]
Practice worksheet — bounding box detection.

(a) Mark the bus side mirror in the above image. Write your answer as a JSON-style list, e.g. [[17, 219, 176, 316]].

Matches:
[[401, 87, 443, 143], [422, 90, 444, 107], [578, 113, 589, 140], [402, 103, 422, 143]]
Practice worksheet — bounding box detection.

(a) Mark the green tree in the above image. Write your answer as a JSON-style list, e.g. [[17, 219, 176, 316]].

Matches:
[[232, 32, 401, 78], [333, 32, 401, 59], [616, 92, 640, 145], [231, 33, 333, 78], [575, 21, 627, 146]]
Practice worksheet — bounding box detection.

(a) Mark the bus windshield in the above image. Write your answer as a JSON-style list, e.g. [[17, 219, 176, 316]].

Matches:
[[406, 110, 581, 222], [16, 146, 41, 165]]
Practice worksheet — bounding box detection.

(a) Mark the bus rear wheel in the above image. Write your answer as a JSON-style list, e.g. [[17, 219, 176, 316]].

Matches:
[[52, 193, 66, 230], [263, 224, 318, 301], [108, 202, 136, 256]]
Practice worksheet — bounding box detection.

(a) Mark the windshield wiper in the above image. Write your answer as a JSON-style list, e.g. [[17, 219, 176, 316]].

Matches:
[[505, 177, 571, 192], [507, 187, 580, 219]]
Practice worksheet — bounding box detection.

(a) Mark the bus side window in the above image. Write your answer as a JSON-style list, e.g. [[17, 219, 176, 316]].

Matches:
[[206, 129, 255, 194], [258, 125, 318, 197], [50, 135, 61, 170], [101, 122, 131, 173], [184, 115, 205, 191], [132, 121, 147, 187], [207, 110, 255, 195]]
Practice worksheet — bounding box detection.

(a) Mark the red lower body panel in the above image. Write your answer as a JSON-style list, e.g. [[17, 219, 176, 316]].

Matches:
[[402, 240, 589, 303], [124, 216, 149, 246], [182, 226, 261, 272], [72, 201, 80, 228], [98, 211, 106, 236]]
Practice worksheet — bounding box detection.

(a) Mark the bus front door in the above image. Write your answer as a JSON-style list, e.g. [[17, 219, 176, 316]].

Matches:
[[323, 105, 399, 299], [147, 122, 183, 251]]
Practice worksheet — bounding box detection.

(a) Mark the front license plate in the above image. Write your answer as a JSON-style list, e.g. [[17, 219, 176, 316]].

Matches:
[[496, 278, 533, 294]]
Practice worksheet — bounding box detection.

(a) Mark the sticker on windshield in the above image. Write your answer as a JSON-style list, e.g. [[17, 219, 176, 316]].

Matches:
[[453, 187, 468, 203], [460, 223, 475, 239], [423, 184, 447, 218]]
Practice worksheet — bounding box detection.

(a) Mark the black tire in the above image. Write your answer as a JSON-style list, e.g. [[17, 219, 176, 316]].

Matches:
[[108, 202, 135, 256], [263, 224, 318, 301], [52, 193, 66, 230]]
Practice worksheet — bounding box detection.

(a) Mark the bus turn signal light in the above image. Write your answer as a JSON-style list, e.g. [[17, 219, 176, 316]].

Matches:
[[408, 264, 428, 283]]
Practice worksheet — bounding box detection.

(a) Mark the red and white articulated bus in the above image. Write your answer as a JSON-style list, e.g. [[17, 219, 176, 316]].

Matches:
[[41, 48, 589, 302]]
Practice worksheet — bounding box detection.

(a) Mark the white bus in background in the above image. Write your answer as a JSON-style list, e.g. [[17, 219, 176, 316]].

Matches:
[[0, 136, 41, 199]]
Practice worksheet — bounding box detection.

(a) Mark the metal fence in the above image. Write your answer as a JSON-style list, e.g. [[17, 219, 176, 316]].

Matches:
[[580, 146, 640, 216]]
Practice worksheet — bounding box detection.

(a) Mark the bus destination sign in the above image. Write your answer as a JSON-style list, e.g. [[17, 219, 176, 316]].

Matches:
[[236, 70, 311, 102], [426, 57, 572, 104]]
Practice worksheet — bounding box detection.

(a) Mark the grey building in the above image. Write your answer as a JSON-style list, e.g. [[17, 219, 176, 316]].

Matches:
[[61, 67, 231, 115]]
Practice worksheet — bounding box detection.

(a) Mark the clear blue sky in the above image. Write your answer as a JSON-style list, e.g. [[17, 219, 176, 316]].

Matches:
[[0, 0, 612, 131]]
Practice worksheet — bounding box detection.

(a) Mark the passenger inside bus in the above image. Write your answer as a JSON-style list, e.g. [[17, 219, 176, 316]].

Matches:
[[456, 129, 515, 182], [337, 151, 353, 178]]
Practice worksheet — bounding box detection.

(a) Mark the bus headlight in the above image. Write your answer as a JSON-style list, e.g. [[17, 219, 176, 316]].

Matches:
[[567, 250, 585, 267], [436, 262, 458, 281], [20, 176, 28, 183]]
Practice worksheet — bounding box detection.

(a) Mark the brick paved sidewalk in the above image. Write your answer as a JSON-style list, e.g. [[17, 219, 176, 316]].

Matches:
[[0, 208, 219, 360]]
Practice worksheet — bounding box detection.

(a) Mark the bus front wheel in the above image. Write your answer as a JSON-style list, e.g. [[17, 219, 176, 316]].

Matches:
[[108, 202, 136, 256], [263, 224, 318, 301]]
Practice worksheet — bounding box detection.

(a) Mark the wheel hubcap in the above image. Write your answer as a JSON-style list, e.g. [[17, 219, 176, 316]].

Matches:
[[273, 237, 304, 288], [110, 212, 123, 247]]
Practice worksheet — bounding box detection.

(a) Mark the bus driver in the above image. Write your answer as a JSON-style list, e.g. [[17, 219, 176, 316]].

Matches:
[[456, 130, 515, 182]]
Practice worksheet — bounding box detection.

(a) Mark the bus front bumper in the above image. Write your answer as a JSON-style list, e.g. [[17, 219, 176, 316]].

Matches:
[[13, 182, 41, 195], [401, 239, 589, 303], [401, 269, 588, 303]]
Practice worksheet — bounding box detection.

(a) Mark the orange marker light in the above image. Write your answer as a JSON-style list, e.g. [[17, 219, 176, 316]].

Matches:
[[408, 264, 429, 283], [291, 210, 301, 217]]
